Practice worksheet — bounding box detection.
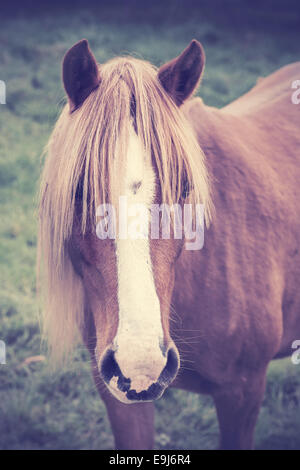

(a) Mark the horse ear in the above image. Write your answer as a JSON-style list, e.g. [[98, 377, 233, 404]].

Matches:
[[62, 39, 100, 112], [158, 39, 205, 106]]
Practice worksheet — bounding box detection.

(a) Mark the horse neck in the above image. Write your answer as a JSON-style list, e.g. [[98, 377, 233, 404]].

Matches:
[[183, 97, 256, 207], [175, 99, 251, 287], [183, 97, 239, 211]]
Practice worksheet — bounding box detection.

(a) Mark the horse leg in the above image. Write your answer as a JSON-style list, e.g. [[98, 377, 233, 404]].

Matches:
[[92, 363, 155, 450], [213, 369, 267, 450]]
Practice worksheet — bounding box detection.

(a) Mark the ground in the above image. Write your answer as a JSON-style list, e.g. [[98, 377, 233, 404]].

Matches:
[[0, 0, 300, 450]]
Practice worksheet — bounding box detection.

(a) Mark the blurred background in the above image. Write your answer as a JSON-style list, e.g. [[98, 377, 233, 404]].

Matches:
[[0, 0, 300, 450]]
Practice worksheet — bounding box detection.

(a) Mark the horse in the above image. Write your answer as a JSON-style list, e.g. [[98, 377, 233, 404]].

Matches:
[[38, 38, 300, 450]]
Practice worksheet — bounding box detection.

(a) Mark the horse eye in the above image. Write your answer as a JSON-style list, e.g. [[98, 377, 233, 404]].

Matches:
[[75, 179, 84, 200], [181, 179, 190, 199]]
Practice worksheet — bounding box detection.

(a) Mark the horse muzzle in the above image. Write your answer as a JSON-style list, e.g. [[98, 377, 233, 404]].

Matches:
[[99, 344, 180, 403]]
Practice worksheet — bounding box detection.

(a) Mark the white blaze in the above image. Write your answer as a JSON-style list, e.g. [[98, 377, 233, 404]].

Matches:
[[114, 125, 165, 390]]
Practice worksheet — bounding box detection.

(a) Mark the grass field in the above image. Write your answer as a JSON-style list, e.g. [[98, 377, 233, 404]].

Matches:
[[0, 0, 300, 450]]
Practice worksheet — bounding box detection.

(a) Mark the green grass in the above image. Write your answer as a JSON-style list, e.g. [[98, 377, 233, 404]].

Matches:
[[0, 0, 300, 450]]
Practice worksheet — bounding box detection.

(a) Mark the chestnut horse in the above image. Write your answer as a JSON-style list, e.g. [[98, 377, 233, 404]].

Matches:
[[38, 38, 300, 450]]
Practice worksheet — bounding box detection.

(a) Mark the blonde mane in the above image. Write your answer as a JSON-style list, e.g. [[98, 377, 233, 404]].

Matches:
[[38, 56, 212, 364]]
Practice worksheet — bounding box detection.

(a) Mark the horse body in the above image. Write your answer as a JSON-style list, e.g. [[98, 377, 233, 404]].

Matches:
[[170, 63, 300, 447], [39, 38, 300, 450]]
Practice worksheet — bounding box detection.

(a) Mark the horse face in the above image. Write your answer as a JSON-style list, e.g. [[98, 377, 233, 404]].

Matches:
[[69, 126, 185, 403], [63, 38, 206, 403]]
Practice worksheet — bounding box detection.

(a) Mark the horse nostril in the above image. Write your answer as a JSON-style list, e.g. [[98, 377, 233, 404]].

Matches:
[[158, 347, 179, 386], [100, 348, 120, 382], [100, 348, 131, 392], [117, 374, 131, 392]]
